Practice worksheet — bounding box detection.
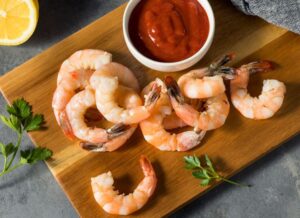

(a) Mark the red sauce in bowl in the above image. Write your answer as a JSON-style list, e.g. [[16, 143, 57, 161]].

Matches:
[[129, 0, 210, 62]]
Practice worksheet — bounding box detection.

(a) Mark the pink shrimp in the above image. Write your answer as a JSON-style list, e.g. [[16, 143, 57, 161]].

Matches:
[[52, 69, 95, 139], [65, 87, 138, 151], [53, 49, 112, 139], [91, 155, 157, 215], [141, 80, 187, 130], [165, 76, 230, 131], [65, 85, 141, 152], [90, 64, 161, 124], [230, 61, 286, 119], [140, 79, 206, 151], [178, 53, 235, 99]]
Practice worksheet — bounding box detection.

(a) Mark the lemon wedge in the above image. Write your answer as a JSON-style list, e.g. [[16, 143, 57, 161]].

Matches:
[[0, 0, 39, 46]]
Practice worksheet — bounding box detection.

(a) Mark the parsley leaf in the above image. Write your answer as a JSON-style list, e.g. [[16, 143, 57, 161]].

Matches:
[[0, 98, 53, 178], [20, 147, 52, 165], [184, 154, 250, 187], [184, 155, 201, 169], [6, 98, 31, 120], [0, 114, 21, 133], [200, 178, 211, 186], [24, 114, 44, 131], [5, 98, 44, 132], [192, 171, 207, 179], [4, 143, 17, 156], [205, 154, 217, 174]]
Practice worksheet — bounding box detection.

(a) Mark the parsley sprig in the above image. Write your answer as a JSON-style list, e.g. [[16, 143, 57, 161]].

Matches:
[[184, 154, 251, 187], [0, 98, 52, 177]]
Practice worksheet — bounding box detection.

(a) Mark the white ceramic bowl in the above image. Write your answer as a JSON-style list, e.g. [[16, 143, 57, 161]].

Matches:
[[123, 0, 215, 72]]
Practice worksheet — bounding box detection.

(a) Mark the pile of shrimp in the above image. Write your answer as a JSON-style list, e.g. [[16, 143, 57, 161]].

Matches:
[[52, 50, 286, 215], [52, 49, 160, 152]]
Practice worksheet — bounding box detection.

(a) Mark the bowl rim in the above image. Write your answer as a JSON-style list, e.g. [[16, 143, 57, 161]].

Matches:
[[122, 0, 215, 67]]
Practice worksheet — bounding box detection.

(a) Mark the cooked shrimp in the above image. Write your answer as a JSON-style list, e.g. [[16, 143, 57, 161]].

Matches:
[[90, 67, 160, 124], [81, 85, 141, 152], [230, 61, 286, 119], [91, 155, 157, 215], [57, 49, 112, 84], [53, 49, 111, 138], [141, 80, 187, 130], [52, 69, 95, 139], [140, 79, 206, 151], [65, 86, 139, 152], [165, 76, 230, 131], [178, 53, 235, 99]]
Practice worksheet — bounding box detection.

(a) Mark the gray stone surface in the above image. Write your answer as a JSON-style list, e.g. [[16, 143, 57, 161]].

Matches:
[[0, 0, 299, 217]]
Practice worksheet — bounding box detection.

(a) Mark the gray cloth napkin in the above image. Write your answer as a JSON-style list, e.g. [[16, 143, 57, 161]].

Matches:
[[231, 0, 300, 34]]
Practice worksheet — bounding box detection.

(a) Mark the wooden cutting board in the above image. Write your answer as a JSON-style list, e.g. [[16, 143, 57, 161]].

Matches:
[[1, 0, 300, 217]]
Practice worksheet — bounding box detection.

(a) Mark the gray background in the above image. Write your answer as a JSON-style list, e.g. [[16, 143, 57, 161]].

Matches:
[[0, 0, 299, 217]]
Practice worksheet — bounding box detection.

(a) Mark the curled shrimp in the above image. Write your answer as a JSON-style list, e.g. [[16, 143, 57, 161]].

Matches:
[[90, 64, 161, 124], [65, 85, 143, 152], [65, 87, 138, 152], [82, 85, 142, 152], [230, 61, 286, 119], [91, 155, 157, 215], [53, 69, 95, 139], [57, 49, 112, 84], [165, 76, 230, 131], [178, 54, 235, 99], [53, 49, 112, 139], [140, 79, 206, 151]]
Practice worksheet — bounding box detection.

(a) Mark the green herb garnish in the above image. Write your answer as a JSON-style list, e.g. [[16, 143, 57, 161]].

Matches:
[[0, 98, 52, 177], [184, 154, 251, 187]]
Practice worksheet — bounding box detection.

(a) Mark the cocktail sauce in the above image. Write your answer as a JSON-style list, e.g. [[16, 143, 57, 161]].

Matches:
[[129, 0, 209, 62]]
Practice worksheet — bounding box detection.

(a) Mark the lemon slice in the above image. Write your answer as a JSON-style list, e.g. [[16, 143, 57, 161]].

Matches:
[[0, 0, 39, 46]]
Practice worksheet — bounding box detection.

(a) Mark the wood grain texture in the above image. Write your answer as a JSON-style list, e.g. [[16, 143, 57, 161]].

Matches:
[[0, 0, 299, 217]]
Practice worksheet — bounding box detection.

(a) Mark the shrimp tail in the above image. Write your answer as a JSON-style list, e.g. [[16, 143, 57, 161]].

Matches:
[[144, 83, 161, 109], [107, 123, 130, 139], [165, 76, 185, 104], [206, 53, 236, 79], [80, 123, 130, 152], [177, 130, 206, 151], [80, 141, 106, 152], [59, 111, 76, 140], [140, 155, 155, 177], [244, 61, 273, 74], [139, 155, 157, 196], [214, 66, 236, 80], [209, 53, 235, 71], [195, 130, 206, 142]]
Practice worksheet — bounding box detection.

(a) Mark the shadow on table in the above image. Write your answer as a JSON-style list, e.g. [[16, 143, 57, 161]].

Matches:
[[26, 0, 124, 46], [0, 162, 40, 190], [170, 134, 300, 217]]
